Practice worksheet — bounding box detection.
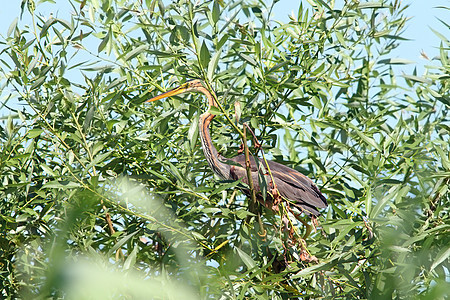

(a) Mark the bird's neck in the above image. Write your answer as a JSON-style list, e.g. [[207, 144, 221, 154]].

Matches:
[[199, 112, 230, 179]]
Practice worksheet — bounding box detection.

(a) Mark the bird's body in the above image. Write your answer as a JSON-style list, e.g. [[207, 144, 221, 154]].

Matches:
[[226, 155, 327, 216], [147, 80, 327, 217]]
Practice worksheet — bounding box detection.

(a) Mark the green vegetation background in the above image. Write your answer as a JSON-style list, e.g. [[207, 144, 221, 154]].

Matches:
[[0, 0, 448, 298]]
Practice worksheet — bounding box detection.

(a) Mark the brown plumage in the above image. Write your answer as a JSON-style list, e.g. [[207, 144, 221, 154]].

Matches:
[[147, 80, 327, 217], [227, 155, 327, 216]]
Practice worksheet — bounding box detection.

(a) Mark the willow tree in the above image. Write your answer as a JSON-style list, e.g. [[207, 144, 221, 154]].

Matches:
[[1, 0, 448, 298]]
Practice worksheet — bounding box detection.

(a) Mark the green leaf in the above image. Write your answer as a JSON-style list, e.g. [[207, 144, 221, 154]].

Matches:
[[187, 114, 199, 152], [7, 17, 18, 37], [378, 58, 415, 65], [31, 76, 46, 90], [212, 1, 220, 24], [430, 247, 450, 273], [210, 180, 242, 195], [370, 185, 404, 218], [236, 247, 256, 270], [108, 231, 139, 256], [238, 53, 257, 66], [234, 209, 255, 219], [40, 17, 57, 38], [291, 262, 327, 278], [208, 106, 222, 116], [357, 2, 387, 9], [83, 106, 95, 131], [335, 31, 346, 47], [207, 49, 222, 81], [53, 27, 66, 45], [402, 75, 432, 84], [121, 44, 148, 62], [123, 245, 138, 270], [27, 128, 43, 138], [199, 41, 211, 67], [41, 164, 57, 177], [355, 130, 381, 152], [56, 18, 72, 31], [98, 29, 110, 53], [43, 180, 80, 189], [147, 50, 183, 57], [434, 144, 450, 170]]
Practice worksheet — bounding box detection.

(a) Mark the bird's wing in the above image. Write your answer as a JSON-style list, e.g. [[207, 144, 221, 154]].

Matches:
[[266, 160, 327, 208], [227, 155, 327, 216]]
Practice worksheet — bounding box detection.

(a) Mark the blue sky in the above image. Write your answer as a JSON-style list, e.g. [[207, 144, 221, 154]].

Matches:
[[272, 0, 448, 75], [0, 1, 447, 76]]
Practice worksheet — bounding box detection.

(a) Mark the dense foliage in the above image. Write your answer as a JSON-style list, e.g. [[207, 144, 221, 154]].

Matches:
[[1, 0, 448, 298]]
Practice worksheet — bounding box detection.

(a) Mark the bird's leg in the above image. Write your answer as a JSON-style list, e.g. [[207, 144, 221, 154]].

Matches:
[[278, 204, 319, 264], [237, 124, 261, 155], [285, 202, 317, 239], [293, 213, 318, 240], [242, 125, 266, 238], [293, 218, 319, 263], [297, 218, 313, 240], [269, 180, 282, 209], [237, 143, 244, 154], [243, 123, 262, 152]]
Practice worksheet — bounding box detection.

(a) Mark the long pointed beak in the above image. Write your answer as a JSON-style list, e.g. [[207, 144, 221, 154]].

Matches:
[[146, 85, 188, 102]]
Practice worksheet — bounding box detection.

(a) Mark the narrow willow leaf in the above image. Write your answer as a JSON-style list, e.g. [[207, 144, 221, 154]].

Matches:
[[40, 164, 57, 177], [199, 41, 211, 67], [430, 247, 450, 272], [402, 75, 432, 84], [53, 27, 65, 45], [43, 180, 80, 189], [209, 106, 222, 115], [335, 31, 346, 47], [7, 17, 18, 37], [123, 245, 138, 270], [105, 77, 126, 90], [378, 58, 415, 65], [56, 18, 72, 31], [40, 18, 57, 38], [27, 128, 43, 138], [357, 2, 386, 8], [212, 1, 220, 24], [187, 114, 199, 152], [147, 50, 183, 57], [236, 247, 256, 270], [234, 209, 255, 219], [98, 30, 110, 53], [207, 49, 222, 81], [31, 77, 46, 90], [268, 61, 289, 73], [355, 130, 381, 152], [434, 144, 450, 170], [83, 106, 95, 131], [191, 232, 206, 240], [430, 27, 449, 44], [121, 44, 148, 61], [210, 180, 241, 195], [239, 53, 257, 66], [370, 185, 398, 218], [219, 9, 239, 34], [108, 231, 139, 256], [291, 262, 327, 278]]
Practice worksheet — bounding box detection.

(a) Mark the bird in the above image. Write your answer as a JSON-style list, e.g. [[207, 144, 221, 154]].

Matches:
[[146, 80, 327, 218]]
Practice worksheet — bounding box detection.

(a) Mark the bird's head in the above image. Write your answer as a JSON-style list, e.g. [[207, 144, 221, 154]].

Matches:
[[146, 79, 205, 103]]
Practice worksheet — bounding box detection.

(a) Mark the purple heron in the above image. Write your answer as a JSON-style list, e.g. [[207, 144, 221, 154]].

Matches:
[[146, 80, 327, 217]]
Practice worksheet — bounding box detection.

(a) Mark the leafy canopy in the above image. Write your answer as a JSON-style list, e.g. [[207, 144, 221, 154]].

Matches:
[[0, 0, 449, 298]]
